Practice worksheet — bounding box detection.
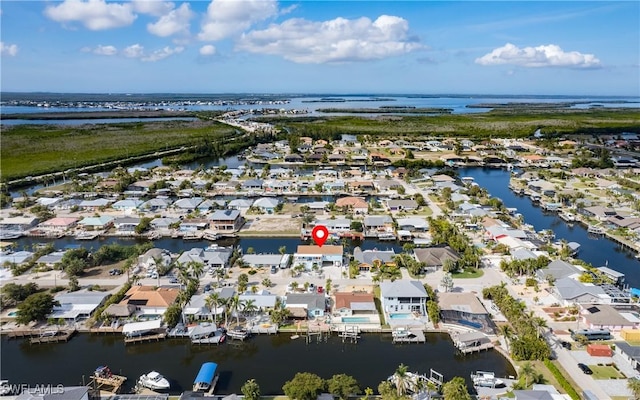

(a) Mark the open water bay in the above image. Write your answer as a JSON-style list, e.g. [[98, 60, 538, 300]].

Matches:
[[1, 332, 514, 395]]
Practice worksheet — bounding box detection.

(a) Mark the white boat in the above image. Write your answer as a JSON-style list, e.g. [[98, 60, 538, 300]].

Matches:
[[471, 371, 504, 388], [559, 213, 576, 222], [138, 371, 170, 391]]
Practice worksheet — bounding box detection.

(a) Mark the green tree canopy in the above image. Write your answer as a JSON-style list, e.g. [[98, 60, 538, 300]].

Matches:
[[15, 293, 59, 324], [327, 374, 361, 400], [441, 377, 471, 400], [2, 282, 39, 303], [241, 379, 261, 400], [282, 372, 326, 400]]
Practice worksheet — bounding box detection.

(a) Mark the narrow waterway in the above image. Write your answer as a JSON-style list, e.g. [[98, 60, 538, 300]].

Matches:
[[458, 168, 640, 288], [1, 332, 514, 395]]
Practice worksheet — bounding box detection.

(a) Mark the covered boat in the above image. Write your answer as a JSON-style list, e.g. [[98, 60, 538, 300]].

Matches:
[[193, 362, 219, 393]]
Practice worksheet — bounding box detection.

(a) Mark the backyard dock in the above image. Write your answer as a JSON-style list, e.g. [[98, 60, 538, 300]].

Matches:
[[458, 342, 495, 354], [29, 329, 76, 344], [88, 374, 127, 393], [392, 329, 426, 344], [124, 332, 167, 344]]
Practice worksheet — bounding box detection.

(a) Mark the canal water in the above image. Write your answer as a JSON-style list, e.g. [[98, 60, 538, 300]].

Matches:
[[1, 332, 514, 395], [458, 167, 640, 288]]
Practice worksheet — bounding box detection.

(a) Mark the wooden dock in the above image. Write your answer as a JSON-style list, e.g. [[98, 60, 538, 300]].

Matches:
[[29, 329, 76, 344], [392, 329, 426, 344], [88, 374, 127, 393], [124, 332, 167, 344]]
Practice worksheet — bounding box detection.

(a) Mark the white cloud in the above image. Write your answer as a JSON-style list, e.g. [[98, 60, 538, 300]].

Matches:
[[1, 42, 18, 56], [92, 44, 118, 55], [123, 44, 145, 58], [132, 0, 174, 17], [475, 43, 601, 69], [237, 15, 422, 64], [141, 46, 184, 62], [44, 0, 136, 30], [198, 0, 279, 41], [199, 44, 216, 56], [147, 3, 193, 37]]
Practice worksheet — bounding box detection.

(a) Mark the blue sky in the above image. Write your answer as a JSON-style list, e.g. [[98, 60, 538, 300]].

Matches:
[[1, 1, 638, 95]]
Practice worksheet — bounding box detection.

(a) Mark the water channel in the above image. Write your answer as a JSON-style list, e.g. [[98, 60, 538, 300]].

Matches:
[[4, 162, 638, 392]]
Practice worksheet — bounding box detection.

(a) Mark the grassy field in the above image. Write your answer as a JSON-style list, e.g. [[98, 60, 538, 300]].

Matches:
[[263, 109, 640, 138], [590, 364, 626, 379], [452, 269, 484, 279], [1, 120, 236, 181]]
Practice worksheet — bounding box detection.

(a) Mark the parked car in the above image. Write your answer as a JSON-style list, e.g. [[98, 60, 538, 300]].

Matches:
[[204, 284, 212, 292], [169, 278, 179, 284], [578, 363, 593, 375], [560, 341, 572, 350], [271, 266, 278, 274]]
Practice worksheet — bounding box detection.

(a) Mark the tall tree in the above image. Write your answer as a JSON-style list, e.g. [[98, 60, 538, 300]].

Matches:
[[441, 377, 471, 400], [327, 374, 361, 400], [282, 372, 325, 400], [241, 379, 261, 400]]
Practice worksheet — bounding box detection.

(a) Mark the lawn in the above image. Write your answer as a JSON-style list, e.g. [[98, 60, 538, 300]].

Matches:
[[590, 365, 626, 380], [452, 269, 484, 279]]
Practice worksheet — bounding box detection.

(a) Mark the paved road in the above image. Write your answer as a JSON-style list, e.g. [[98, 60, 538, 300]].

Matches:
[[544, 332, 612, 400]]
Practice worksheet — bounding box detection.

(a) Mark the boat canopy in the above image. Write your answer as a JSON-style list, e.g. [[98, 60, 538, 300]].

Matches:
[[122, 319, 162, 335], [194, 362, 218, 386]]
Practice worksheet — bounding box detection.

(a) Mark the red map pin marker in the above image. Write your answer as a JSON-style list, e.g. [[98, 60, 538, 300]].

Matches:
[[311, 225, 329, 247]]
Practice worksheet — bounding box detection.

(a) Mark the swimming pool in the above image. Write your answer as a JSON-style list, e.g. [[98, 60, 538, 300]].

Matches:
[[8, 311, 17, 317], [388, 313, 413, 320], [341, 317, 371, 323]]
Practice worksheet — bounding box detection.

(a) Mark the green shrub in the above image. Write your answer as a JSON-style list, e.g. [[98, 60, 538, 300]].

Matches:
[[544, 360, 580, 400]]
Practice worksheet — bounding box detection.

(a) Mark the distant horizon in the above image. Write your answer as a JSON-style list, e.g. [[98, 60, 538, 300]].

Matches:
[[2, 92, 639, 98]]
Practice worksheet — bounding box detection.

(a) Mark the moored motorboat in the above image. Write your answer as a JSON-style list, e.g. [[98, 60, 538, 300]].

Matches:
[[138, 371, 170, 391], [471, 371, 504, 388]]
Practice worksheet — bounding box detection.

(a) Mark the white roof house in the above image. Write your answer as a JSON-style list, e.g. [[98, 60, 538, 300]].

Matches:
[[49, 291, 109, 322]]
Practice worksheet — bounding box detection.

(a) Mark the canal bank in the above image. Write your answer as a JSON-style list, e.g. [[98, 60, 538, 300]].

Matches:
[[459, 167, 640, 288], [0, 332, 514, 395]]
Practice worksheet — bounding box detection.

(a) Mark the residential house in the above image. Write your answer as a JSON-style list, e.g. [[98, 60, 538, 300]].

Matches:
[[35, 251, 67, 267], [150, 217, 180, 231], [38, 217, 79, 233], [119, 285, 180, 317], [550, 278, 611, 306], [0, 216, 39, 233], [285, 154, 304, 163], [49, 291, 109, 322], [173, 198, 203, 213], [242, 254, 290, 269], [239, 290, 278, 312], [386, 199, 418, 212], [581, 205, 617, 221], [336, 197, 368, 214], [78, 198, 111, 210], [535, 260, 581, 282], [209, 209, 243, 232], [314, 218, 351, 233], [306, 201, 330, 213], [323, 181, 345, 192], [0, 251, 34, 265], [363, 215, 394, 235], [395, 217, 429, 231], [580, 304, 640, 331], [242, 179, 264, 190], [140, 198, 171, 212], [379, 280, 428, 319], [374, 178, 403, 191], [138, 248, 172, 270], [293, 245, 343, 270], [352, 246, 395, 271], [78, 216, 114, 230], [413, 246, 460, 271], [113, 217, 140, 234], [252, 197, 280, 214], [438, 292, 495, 334], [179, 219, 210, 232], [285, 293, 326, 319], [228, 199, 253, 212], [111, 199, 143, 213], [613, 342, 640, 371], [333, 292, 377, 317], [177, 245, 233, 270]]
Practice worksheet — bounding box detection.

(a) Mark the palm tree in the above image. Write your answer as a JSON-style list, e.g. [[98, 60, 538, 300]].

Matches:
[[392, 364, 410, 397], [531, 316, 548, 339], [218, 297, 229, 328], [520, 362, 535, 388], [205, 292, 221, 325], [627, 378, 640, 399], [188, 261, 205, 280], [498, 324, 514, 354], [243, 299, 258, 318], [261, 278, 272, 288]]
